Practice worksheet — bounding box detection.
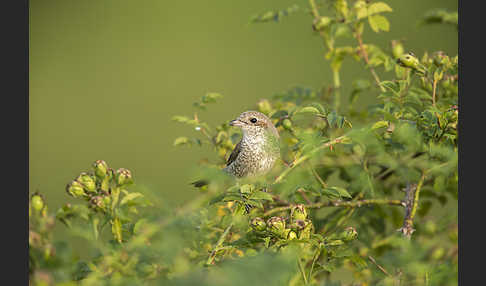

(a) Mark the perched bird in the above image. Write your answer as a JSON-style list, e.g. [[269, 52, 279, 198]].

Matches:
[[224, 111, 280, 178], [193, 111, 280, 186]]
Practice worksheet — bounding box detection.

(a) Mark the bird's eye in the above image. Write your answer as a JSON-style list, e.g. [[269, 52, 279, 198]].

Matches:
[[250, 118, 257, 123]]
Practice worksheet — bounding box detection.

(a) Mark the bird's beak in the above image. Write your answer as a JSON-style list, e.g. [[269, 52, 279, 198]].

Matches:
[[229, 119, 245, 127]]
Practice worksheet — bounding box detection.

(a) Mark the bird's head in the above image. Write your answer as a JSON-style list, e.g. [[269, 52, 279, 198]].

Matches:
[[229, 111, 279, 139]]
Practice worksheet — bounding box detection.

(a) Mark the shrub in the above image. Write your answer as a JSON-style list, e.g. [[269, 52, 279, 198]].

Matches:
[[29, 1, 457, 285]]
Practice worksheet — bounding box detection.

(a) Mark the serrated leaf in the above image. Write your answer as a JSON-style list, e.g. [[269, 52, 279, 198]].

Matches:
[[334, 0, 348, 18], [223, 195, 245, 202], [201, 93, 223, 103], [240, 184, 254, 194], [327, 111, 338, 127], [380, 81, 400, 95], [173, 137, 191, 147], [368, 2, 393, 15], [120, 192, 144, 206], [297, 106, 321, 115], [271, 110, 289, 119], [133, 218, 148, 235], [309, 102, 327, 115], [372, 121, 389, 130], [350, 254, 368, 270], [250, 190, 274, 201], [325, 187, 352, 199], [171, 116, 190, 123], [368, 15, 390, 32], [111, 217, 123, 243]]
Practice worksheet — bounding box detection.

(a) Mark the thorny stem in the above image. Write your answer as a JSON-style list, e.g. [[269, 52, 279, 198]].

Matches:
[[368, 256, 391, 277], [409, 174, 426, 223], [308, 0, 341, 111], [206, 222, 234, 265], [309, 0, 320, 18], [298, 258, 309, 284], [308, 164, 328, 188], [398, 174, 425, 238], [194, 112, 216, 146], [298, 188, 313, 205], [333, 71, 342, 111], [274, 135, 348, 184], [355, 31, 386, 92], [432, 78, 438, 107], [264, 198, 404, 217]]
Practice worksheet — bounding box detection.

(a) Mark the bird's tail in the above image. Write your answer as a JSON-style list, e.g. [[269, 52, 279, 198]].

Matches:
[[191, 179, 209, 188]]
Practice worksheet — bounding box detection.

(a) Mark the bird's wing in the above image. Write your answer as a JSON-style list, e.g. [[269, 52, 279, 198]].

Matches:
[[226, 141, 242, 166]]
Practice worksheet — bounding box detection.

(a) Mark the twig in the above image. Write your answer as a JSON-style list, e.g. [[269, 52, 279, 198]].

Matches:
[[368, 256, 391, 277], [298, 258, 309, 284], [194, 112, 216, 146], [308, 164, 328, 188], [297, 188, 312, 205], [432, 78, 438, 107], [309, 0, 320, 18], [355, 31, 386, 92], [206, 222, 233, 265], [397, 174, 425, 238], [264, 198, 404, 217], [274, 136, 348, 184]]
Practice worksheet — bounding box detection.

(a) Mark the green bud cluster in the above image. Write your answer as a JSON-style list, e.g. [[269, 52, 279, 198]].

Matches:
[[290, 204, 308, 222], [250, 205, 315, 242], [116, 168, 134, 187], [250, 217, 267, 232], [30, 193, 46, 214], [267, 216, 287, 238], [339, 226, 358, 242], [65, 160, 135, 212]]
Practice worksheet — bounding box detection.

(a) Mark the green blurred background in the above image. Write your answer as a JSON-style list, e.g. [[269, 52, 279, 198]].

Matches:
[[30, 0, 457, 210]]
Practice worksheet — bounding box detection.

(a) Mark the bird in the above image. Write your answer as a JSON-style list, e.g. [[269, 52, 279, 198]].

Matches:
[[224, 110, 280, 178], [192, 110, 280, 189]]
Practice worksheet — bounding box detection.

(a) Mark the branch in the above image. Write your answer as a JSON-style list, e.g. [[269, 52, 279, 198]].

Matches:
[[206, 222, 233, 265], [355, 31, 386, 92], [368, 256, 391, 277], [397, 174, 425, 238], [274, 135, 348, 184], [264, 198, 404, 217]]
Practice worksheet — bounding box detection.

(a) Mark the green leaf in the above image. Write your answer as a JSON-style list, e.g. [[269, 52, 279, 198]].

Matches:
[[201, 93, 223, 103], [420, 9, 458, 27], [133, 218, 148, 235], [173, 137, 191, 147], [327, 111, 338, 127], [250, 190, 274, 201], [355, 0, 368, 19], [171, 116, 190, 123], [368, 15, 390, 32], [372, 121, 389, 130], [120, 192, 144, 206], [223, 195, 245, 202], [334, 0, 349, 18], [350, 254, 368, 270], [111, 217, 123, 243], [380, 81, 400, 95], [240, 184, 254, 194], [309, 102, 327, 115], [367, 2, 393, 15], [297, 106, 321, 115], [250, 4, 300, 24], [325, 187, 352, 199]]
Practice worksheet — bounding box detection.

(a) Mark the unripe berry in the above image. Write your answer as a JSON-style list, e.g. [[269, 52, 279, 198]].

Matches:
[[93, 160, 108, 179], [66, 181, 86, 197], [31, 194, 44, 212], [76, 172, 96, 193]]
